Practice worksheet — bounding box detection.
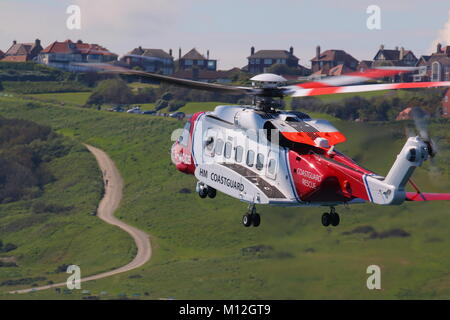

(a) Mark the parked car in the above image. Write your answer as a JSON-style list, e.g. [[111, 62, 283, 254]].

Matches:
[[142, 110, 156, 115], [127, 106, 142, 114], [169, 112, 185, 119]]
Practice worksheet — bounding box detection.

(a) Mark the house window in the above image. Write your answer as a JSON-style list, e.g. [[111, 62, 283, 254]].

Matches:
[[432, 62, 441, 81], [185, 59, 193, 65], [264, 59, 272, 65], [197, 60, 204, 66], [246, 150, 255, 167]]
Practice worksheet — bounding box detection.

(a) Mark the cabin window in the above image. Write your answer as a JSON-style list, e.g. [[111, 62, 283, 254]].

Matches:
[[215, 139, 224, 156], [224, 142, 232, 159], [256, 153, 264, 170], [268, 159, 277, 175], [246, 150, 255, 167], [235, 146, 243, 162]]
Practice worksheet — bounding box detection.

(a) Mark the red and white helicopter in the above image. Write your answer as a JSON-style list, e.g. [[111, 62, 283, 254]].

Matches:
[[93, 64, 450, 227]]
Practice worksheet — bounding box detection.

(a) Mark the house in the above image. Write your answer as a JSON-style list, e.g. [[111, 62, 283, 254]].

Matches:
[[0, 50, 4, 60], [172, 68, 240, 83], [246, 46, 305, 74], [372, 45, 418, 81], [38, 40, 118, 71], [177, 48, 217, 71], [1, 39, 43, 62], [372, 45, 418, 68], [310, 46, 358, 77], [357, 60, 373, 72], [443, 89, 450, 118], [415, 43, 450, 82], [121, 47, 174, 75]]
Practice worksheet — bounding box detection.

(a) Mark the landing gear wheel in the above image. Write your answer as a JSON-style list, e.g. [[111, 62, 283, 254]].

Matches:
[[198, 186, 208, 199], [242, 214, 252, 227], [207, 187, 216, 199], [252, 213, 261, 227], [321, 213, 331, 227], [330, 212, 340, 227]]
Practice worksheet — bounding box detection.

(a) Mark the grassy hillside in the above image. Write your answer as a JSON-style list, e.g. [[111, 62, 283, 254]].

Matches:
[[0, 114, 135, 293], [0, 96, 449, 300]]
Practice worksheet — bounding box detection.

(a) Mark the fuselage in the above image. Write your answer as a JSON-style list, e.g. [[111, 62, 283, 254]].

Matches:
[[171, 105, 376, 207]]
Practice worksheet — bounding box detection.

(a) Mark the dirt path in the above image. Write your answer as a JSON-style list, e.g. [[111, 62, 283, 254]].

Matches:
[[9, 144, 152, 294]]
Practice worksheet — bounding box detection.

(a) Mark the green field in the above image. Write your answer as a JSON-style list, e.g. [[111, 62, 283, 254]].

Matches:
[[26, 92, 91, 106], [0, 95, 449, 300]]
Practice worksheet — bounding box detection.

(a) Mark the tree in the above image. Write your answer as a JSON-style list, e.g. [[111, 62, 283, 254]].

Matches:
[[86, 78, 133, 106]]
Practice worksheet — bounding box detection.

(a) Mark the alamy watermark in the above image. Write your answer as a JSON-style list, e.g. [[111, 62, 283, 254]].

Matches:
[[366, 265, 381, 290], [66, 264, 81, 290], [66, 5, 81, 30], [366, 5, 381, 30]]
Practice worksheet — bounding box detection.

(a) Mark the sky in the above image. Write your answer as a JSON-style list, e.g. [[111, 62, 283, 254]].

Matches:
[[0, 0, 450, 69]]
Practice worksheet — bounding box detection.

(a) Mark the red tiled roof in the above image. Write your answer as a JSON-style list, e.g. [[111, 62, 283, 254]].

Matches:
[[41, 40, 117, 56], [1, 55, 28, 62]]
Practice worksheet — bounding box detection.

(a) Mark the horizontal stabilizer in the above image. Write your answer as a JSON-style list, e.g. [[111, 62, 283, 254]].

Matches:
[[406, 192, 450, 201]]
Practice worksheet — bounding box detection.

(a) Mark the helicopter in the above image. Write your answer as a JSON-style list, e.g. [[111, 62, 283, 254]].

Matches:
[[85, 63, 450, 227]]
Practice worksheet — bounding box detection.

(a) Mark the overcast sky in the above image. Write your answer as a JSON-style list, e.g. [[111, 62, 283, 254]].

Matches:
[[0, 0, 449, 69]]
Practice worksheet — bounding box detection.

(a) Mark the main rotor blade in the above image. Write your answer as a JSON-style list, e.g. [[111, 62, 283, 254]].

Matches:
[[284, 81, 450, 97], [295, 67, 419, 89], [73, 63, 254, 95]]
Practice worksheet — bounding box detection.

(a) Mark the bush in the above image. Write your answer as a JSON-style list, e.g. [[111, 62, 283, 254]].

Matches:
[[167, 100, 186, 112], [2, 243, 17, 253], [86, 78, 133, 106], [0, 117, 69, 203], [154, 99, 169, 111]]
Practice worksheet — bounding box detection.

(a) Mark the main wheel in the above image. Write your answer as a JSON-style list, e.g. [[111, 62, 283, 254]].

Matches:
[[321, 213, 331, 227], [242, 214, 252, 227], [330, 212, 340, 226], [207, 187, 217, 199], [252, 213, 261, 227], [198, 186, 208, 198]]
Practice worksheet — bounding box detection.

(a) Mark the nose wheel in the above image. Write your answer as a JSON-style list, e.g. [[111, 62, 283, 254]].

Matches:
[[242, 204, 260, 227], [321, 207, 340, 227]]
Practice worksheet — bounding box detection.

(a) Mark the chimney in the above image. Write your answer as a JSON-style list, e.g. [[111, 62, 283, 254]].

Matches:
[[395, 46, 399, 51], [169, 49, 173, 57], [251, 46, 255, 55], [437, 43, 442, 53], [35, 39, 41, 47], [13, 40, 17, 45], [207, 50, 210, 60], [380, 44, 384, 50], [316, 45, 321, 59], [179, 47, 182, 60], [400, 47, 405, 60], [289, 46, 294, 55]]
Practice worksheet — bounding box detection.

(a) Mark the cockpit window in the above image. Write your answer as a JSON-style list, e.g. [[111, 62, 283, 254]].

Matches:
[[180, 122, 191, 147], [205, 136, 214, 151]]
